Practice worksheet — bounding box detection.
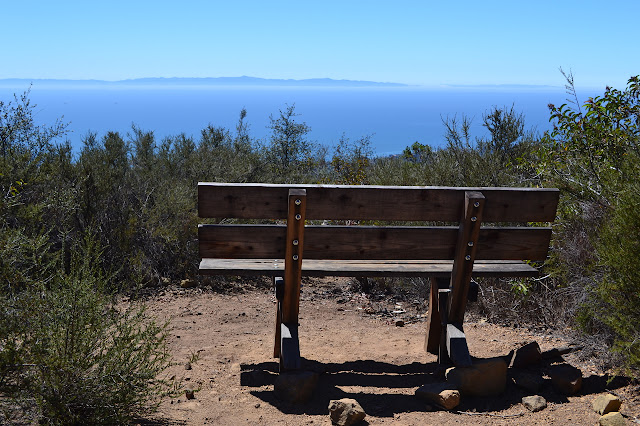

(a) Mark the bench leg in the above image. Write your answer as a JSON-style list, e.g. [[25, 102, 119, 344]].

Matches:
[[274, 276, 302, 371], [425, 277, 448, 354], [424, 278, 473, 367], [438, 287, 451, 364], [279, 322, 301, 371], [273, 277, 284, 359], [446, 323, 472, 367]]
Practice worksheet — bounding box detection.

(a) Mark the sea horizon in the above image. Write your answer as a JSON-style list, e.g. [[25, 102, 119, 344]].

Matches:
[[0, 78, 597, 156]]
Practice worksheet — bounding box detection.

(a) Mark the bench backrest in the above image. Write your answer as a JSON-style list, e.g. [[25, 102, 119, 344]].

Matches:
[[198, 183, 559, 262]]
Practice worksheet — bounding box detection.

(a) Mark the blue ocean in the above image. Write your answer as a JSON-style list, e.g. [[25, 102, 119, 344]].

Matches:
[[0, 83, 592, 155]]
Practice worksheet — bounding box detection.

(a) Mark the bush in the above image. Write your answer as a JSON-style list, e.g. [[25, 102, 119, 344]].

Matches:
[[0, 235, 172, 425], [592, 154, 640, 376], [540, 73, 640, 375]]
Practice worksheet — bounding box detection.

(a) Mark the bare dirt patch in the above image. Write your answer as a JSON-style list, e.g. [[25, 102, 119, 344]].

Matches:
[[146, 278, 639, 425]]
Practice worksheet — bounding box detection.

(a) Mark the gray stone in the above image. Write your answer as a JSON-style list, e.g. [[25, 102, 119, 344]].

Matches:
[[593, 393, 622, 415], [328, 398, 366, 426], [522, 395, 547, 412], [511, 369, 545, 393], [415, 383, 460, 410], [445, 357, 507, 396], [599, 411, 626, 426], [274, 371, 319, 404], [510, 341, 542, 368], [548, 363, 582, 395]]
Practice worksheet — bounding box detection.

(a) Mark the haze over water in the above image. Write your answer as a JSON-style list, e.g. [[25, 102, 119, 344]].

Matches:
[[0, 80, 589, 155]]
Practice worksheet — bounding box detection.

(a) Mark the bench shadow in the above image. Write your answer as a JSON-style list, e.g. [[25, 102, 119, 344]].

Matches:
[[240, 358, 632, 417]]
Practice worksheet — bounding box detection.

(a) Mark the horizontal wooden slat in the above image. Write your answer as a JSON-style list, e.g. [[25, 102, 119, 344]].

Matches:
[[199, 225, 552, 261], [198, 183, 559, 222], [199, 259, 539, 278]]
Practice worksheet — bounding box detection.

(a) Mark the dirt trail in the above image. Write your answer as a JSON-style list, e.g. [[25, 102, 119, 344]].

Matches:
[[147, 279, 639, 425]]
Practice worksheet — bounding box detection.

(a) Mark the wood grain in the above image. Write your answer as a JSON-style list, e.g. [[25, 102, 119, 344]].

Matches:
[[282, 189, 306, 325], [449, 191, 484, 324], [198, 183, 559, 222], [199, 259, 540, 277], [199, 224, 552, 261], [425, 277, 449, 354]]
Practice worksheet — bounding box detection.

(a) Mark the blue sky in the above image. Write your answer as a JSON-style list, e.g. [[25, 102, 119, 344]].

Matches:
[[2, 0, 638, 88]]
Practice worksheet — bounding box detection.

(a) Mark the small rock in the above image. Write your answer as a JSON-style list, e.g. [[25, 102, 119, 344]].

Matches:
[[328, 398, 366, 426], [274, 371, 319, 404], [185, 389, 195, 400], [415, 383, 460, 410], [255, 403, 261, 408], [599, 411, 626, 426], [394, 318, 405, 327], [511, 369, 544, 393], [180, 279, 197, 288], [593, 393, 622, 415], [446, 357, 507, 396], [522, 395, 547, 412], [185, 362, 192, 370], [510, 342, 542, 368], [548, 363, 582, 395]]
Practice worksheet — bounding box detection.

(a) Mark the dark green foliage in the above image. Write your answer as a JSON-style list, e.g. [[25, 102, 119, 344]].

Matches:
[[327, 135, 373, 185], [402, 141, 433, 163], [540, 74, 640, 376], [1, 92, 173, 423], [596, 157, 640, 373], [0, 234, 171, 425], [265, 104, 316, 182]]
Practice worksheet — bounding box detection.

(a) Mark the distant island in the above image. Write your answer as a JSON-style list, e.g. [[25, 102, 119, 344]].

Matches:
[[0, 76, 408, 88]]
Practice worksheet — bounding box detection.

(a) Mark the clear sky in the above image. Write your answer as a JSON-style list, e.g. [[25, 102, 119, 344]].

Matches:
[[2, 0, 638, 88]]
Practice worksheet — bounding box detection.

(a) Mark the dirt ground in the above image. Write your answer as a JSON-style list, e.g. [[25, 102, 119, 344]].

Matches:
[[146, 278, 639, 425]]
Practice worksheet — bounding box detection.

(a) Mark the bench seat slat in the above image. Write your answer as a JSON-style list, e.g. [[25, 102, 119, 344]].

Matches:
[[198, 183, 559, 222], [198, 224, 552, 261], [198, 259, 539, 278]]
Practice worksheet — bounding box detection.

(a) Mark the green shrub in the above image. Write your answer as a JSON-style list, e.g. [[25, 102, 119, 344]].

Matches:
[[593, 154, 640, 376], [540, 73, 640, 375], [0, 235, 172, 425]]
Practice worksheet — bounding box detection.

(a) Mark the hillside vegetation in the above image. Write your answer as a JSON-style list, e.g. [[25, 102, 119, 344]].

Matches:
[[1, 75, 638, 423]]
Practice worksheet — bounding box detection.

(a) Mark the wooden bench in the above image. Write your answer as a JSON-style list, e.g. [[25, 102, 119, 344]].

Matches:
[[198, 183, 559, 370]]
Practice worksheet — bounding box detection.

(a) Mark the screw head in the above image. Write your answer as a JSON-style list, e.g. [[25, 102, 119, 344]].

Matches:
[[473, 201, 480, 208], [465, 255, 471, 261], [468, 241, 474, 247], [292, 255, 299, 261], [295, 199, 301, 205], [471, 216, 477, 222], [292, 239, 299, 246], [295, 214, 302, 220]]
